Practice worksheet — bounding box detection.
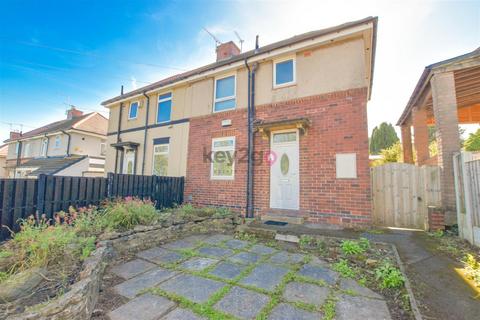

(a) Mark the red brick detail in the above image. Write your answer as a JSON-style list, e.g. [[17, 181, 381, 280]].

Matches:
[[185, 87, 372, 227], [428, 206, 445, 231]]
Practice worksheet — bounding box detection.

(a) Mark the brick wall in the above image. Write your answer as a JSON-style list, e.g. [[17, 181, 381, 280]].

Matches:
[[185, 87, 371, 227]]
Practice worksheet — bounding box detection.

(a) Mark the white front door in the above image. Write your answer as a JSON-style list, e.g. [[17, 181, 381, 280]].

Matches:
[[123, 149, 135, 174], [270, 130, 299, 210]]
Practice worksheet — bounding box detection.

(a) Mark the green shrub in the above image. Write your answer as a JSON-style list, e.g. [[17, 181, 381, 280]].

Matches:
[[333, 259, 356, 278], [340, 240, 365, 255], [6, 218, 95, 278], [101, 197, 158, 231], [358, 237, 370, 250], [213, 207, 232, 218], [375, 261, 404, 289], [178, 204, 195, 216]]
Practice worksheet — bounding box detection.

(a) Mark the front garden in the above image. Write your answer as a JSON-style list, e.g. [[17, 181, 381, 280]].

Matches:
[[0, 197, 420, 319]]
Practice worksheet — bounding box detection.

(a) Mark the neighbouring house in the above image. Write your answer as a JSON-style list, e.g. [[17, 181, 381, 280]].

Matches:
[[0, 144, 7, 178], [3, 107, 108, 178], [102, 17, 377, 227], [397, 48, 480, 225]]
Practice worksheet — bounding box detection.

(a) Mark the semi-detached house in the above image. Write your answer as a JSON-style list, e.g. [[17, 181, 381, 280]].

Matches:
[[102, 17, 377, 227]]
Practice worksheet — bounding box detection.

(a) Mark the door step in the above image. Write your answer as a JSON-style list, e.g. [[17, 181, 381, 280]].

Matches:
[[261, 210, 305, 225]]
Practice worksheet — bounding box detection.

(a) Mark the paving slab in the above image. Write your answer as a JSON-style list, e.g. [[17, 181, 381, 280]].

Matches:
[[113, 267, 178, 299], [136, 247, 184, 265], [198, 246, 234, 258], [214, 286, 270, 320], [268, 303, 321, 320], [108, 293, 176, 320], [283, 281, 329, 307], [111, 259, 156, 279], [182, 234, 209, 244], [240, 263, 289, 291], [340, 278, 383, 299], [180, 257, 219, 271], [203, 234, 233, 245], [162, 307, 205, 320], [162, 239, 199, 250], [228, 251, 260, 265], [269, 251, 305, 265], [209, 262, 246, 280], [158, 274, 225, 303], [298, 263, 339, 285], [336, 294, 391, 320], [224, 239, 250, 249], [248, 244, 276, 255]]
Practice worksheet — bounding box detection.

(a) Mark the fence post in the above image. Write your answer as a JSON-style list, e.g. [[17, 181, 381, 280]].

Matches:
[[107, 172, 114, 199], [36, 174, 47, 220]]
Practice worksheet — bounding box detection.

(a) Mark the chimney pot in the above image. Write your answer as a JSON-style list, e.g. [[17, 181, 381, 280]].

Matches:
[[216, 41, 240, 61], [67, 107, 84, 120]]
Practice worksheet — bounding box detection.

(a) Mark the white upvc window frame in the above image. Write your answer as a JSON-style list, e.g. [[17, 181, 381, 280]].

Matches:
[[273, 55, 296, 89], [156, 92, 173, 124], [128, 101, 139, 120], [213, 73, 236, 113], [152, 143, 170, 176], [23, 142, 31, 157], [210, 136, 235, 180]]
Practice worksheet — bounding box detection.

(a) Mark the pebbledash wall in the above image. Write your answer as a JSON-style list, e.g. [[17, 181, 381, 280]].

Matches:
[[185, 87, 371, 227]]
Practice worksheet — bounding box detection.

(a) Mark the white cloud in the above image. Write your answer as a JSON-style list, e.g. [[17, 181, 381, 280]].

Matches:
[[130, 76, 137, 90]]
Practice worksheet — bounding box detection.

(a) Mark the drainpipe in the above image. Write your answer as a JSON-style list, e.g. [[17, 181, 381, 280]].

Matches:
[[244, 36, 259, 219], [61, 130, 71, 157], [114, 86, 124, 174], [141, 91, 150, 175]]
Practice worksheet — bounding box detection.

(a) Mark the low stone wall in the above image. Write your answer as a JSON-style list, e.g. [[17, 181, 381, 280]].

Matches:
[[6, 213, 240, 320], [100, 213, 240, 255], [8, 246, 109, 320]]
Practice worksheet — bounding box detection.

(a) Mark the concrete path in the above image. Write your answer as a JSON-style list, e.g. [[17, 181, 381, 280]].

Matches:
[[105, 233, 392, 320], [248, 221, 480, 320]]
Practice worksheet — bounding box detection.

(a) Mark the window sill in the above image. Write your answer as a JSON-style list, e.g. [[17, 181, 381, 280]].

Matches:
[[273, 82, 297, 90]]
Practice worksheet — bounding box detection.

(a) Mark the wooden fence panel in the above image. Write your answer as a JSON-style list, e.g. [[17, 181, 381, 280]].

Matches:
[[371, 163, 441, 229], [0, 173, 184, 241]]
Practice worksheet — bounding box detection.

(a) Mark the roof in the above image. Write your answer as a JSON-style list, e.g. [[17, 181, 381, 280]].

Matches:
[[4, 112, 108, 143], [17, 156, 86, 176], [102, 16, 377, 106], [397, 47, 480, 126]]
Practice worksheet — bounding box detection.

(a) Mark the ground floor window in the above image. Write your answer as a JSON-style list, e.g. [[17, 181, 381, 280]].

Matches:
[[211, 136, 235, 180], [123, 149, 135, 174], [153, 143, 169, 176]]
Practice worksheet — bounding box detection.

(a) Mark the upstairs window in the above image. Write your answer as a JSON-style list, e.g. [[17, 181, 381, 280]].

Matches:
[[128, 101, 139, 119], [24, 142, 31, 157], [214, 75, 236, 112], [157, 93, 172, 123], [211, 136, 235, 180], [40, 138, 48, 157], [274, 57, 296, 87]]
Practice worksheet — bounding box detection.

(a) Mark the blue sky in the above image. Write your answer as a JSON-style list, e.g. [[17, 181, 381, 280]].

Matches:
[[1, 0, 479, 142]]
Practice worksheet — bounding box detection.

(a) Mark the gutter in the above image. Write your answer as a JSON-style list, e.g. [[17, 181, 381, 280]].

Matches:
[[141, 91, 150, 175], [61, 130, 71, 157]]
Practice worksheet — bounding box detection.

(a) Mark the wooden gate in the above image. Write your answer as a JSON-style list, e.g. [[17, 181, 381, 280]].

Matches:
[[371, 163, 441, 229]]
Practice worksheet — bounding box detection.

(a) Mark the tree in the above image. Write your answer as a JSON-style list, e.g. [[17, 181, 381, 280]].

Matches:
[[464, 129, 480, 151], [370, 122, 399, 154], [371, 141, 403, 167]]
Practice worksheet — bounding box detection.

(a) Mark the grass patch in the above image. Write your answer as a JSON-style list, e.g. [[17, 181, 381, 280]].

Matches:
[[332, 259, 357, 278], [340, 238, 370, 256], [322, 297, 337, 320]]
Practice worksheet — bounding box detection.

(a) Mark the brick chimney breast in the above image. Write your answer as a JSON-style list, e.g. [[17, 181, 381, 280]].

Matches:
[[67, 107, 84, 120], [9, 131, 21, 140], [216, 41, 240, 61]]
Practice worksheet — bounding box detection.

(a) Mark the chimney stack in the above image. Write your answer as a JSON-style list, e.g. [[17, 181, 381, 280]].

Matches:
[[216, 41, 240, 61], [67, 106, 84, 120], [9, 131, 21, 140]]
